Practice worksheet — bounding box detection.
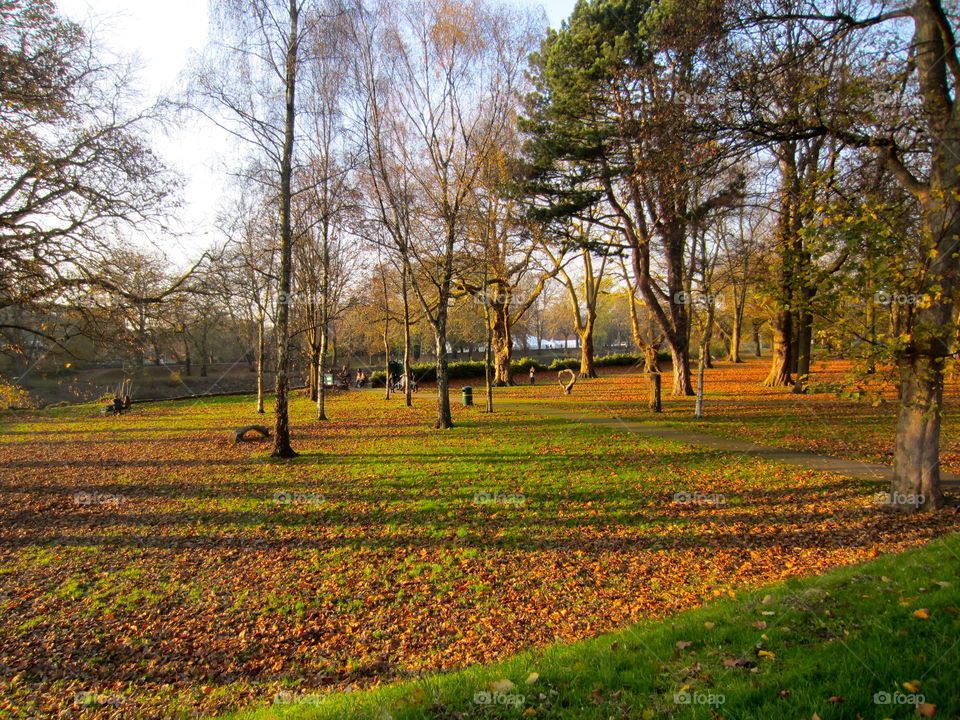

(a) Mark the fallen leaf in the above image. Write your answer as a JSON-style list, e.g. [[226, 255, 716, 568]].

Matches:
[[490, 679, 515, 692]]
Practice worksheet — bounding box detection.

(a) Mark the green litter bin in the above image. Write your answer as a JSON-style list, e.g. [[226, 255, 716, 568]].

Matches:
[[462, 386, 473, 406]]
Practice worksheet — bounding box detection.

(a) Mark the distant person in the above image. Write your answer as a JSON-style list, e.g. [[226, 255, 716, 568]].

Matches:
[[529, 366, 536, 385], [404, 373, 418, 393]]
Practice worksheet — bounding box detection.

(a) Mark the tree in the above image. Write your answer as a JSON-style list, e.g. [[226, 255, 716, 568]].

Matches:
[[548, 242, 608, 379], [522, 0, 738, 396], [736, 0, 960, 510], [462, 144, 559, 385], [220, 192, 278, 413], [355, 0, 540, 428], [0, 0, 179, 341], [195, 0, 339, 456]]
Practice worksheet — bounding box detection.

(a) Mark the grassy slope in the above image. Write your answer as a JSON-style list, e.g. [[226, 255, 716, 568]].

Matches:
[[218, 532, 960, 720]]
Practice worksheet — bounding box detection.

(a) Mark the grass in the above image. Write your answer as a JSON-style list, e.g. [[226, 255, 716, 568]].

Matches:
[[215, 531, 960, 719], [504, 357, 960, 473], [0, 363, 956, 718]]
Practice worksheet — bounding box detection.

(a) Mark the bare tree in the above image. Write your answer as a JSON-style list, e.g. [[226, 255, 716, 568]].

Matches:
[[194, 0, 341, 456]]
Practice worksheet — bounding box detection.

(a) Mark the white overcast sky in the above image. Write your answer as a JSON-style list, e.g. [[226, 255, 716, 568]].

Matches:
[[55, 0, 576, 262]]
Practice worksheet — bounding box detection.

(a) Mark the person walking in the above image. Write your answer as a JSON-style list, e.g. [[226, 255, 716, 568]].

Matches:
[[529, 366, 536, 385]]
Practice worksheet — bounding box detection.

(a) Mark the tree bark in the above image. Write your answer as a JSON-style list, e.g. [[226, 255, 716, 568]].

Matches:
[[490, 300, 513, 386], [891, 353, 946, 511], [667, 338, 694, 395], [317, 325, 328, 420], [648, 372, 661, 412], [763, 309, 793, 387], [792, 307, 813, 394], [577, 321, 598, 378], [271, 0, 299, 459], [256, 315, 265, 414], [434, 323, 453, 429], [402, 265, 412, 407], [728, 296, 744, 363]]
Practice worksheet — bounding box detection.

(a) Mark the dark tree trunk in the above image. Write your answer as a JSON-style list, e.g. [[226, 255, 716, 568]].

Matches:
[[271, 0, 299, 459], [792, 308, 813, 394], [434, 324, 453, 429], [491, 301, 513, 386], [891, 353, 946, 511], [256, 316, 265, 414]]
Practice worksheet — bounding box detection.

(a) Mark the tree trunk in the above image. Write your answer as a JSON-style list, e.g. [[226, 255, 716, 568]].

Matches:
[[256, 315, 265, 414], [271, 0, 299, 459], [434, 324, 453, 429], [491, 301, 513, 386], [763, 309, 793, 386], [648, 372, 662, 412], [484, 306, 494, 412], [317, 325, 328, 420], [694, 349, 706, 418], [667, 338, 694, 395], [577, 323, 598, 378], [890, 353, 945, 511], [702, 303, 716, 369], [792, 308, 813, 394], [753, 321, 762, 357], [402, 267, 412, 407], [308, 342, 319, 402], [729, 297, 744, 363]]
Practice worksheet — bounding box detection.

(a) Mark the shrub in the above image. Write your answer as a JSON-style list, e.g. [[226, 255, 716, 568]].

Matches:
[[548, 357, 580, 371], [369, 352, 661, 386], [0, 379, 37, 409]]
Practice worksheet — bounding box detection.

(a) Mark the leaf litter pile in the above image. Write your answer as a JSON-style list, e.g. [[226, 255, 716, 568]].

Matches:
[[0, 372, 957, 718]]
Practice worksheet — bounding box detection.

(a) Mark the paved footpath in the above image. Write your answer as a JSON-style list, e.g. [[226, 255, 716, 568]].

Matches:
[[495, 400, 960, 487]]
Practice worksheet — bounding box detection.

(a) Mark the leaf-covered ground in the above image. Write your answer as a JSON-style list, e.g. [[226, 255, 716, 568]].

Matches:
[[512, 357, 960, 473], [0, 368, 956, 719]]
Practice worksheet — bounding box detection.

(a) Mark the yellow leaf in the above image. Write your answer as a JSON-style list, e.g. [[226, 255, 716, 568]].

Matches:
[[758, 650, 775, 659], [903, 681, 920, 692], [914, 608, 930, 619], [490, 678, 515, 692], [525, 672, 539, 684]]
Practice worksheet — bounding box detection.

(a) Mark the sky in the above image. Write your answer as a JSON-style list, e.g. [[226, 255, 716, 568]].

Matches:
[[54, 0, 577, 262]]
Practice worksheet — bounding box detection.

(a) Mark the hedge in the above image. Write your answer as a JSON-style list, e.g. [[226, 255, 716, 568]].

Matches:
[[369, 352, 668, 386]]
